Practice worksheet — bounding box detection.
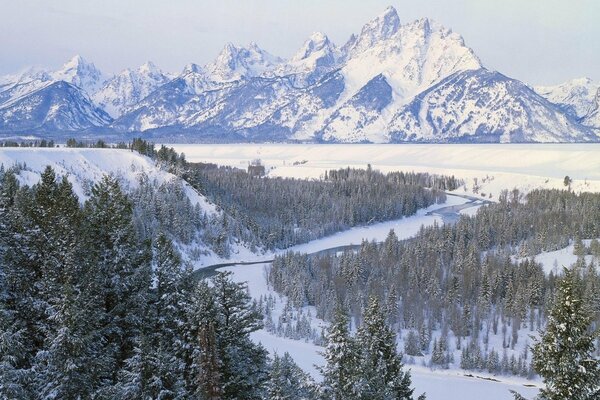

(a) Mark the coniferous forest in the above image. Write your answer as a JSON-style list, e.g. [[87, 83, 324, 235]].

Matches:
[[0, 163, 425, 399], [1, 142, 600, 399]]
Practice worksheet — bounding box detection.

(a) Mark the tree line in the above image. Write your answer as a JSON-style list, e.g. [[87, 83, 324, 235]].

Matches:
[[185, 163, 458, 250], [268, 188, 600, 378], [0, 166, 424, 399]]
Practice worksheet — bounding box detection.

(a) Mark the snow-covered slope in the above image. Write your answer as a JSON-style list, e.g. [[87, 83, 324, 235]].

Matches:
[[2, 6, 599, 143], [205, 42, 282, 82], [582, 87, 600, 129], [0, 81, 112, 132], [272, 32, 340, 86], [92, 62, 171, 118], [51, 55, 106, 95], [534, 78, 599, 119], [388, 69, 597, 143], [0, 147, 261, 266]]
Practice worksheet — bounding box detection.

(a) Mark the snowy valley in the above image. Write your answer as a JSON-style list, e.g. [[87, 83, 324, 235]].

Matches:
[[2, 144, 600, 399]]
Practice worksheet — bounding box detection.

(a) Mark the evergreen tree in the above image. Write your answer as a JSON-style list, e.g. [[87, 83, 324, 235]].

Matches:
[[189, 272, 268, 400], [532, 268, 600, 400], [84, 175, 153, 396], [355, 297, 423, 400], [267, 352, 315, 400], [318, 308, 359, 400]]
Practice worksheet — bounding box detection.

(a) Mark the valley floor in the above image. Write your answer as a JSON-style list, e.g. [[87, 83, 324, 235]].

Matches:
[[169, 143, 600, 198], [208, 195, 540, 399]]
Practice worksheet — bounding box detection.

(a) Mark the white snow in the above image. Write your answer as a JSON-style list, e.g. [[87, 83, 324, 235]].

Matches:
[[168, 143, 600, 199], [515, 240, 599, 275]]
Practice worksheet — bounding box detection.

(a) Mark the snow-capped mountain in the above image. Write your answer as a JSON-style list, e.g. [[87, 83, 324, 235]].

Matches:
[[0, 81, 111, 132], [1, 6, 599, 142], [535, 78, 599, 120], [583, 88, 600, 129], [272, 32, 340, 85], [51, 55, 106, 95], [92, 62, 171, 118], [387, 69, 596, 143], [205, 42, 282, 82]]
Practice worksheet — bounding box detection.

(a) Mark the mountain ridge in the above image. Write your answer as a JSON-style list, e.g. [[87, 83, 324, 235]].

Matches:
[[0, 6, 598, 143]]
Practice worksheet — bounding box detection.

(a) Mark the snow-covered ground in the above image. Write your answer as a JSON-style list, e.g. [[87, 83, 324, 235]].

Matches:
[[217, 192, 542, 400], [0, 148, 258, 267], [515, 239, 599, 275], [169, 143, 600, 199], [0, 148, 213, 210]]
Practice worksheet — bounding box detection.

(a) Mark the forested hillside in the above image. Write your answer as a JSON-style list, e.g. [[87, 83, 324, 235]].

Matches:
[[268, 189, 600, 377], [186, 163, 460, 249], [0, 166, 423, 399]]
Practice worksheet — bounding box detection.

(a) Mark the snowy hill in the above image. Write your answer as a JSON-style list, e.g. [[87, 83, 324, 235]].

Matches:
[[1, 6, 599, 142], [0, 147, 258, 266]]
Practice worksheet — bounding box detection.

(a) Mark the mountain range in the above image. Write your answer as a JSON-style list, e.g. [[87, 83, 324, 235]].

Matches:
[[1, 6, 599, 143]]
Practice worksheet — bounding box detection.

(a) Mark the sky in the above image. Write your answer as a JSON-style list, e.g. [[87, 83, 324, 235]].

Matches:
[[1, 0, 598, 85]]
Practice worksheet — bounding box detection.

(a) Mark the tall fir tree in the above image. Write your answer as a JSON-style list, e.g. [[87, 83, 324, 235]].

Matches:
[[318, 307, 359, 400], [355, 297, 423, 400], [84, 175, 153, 397], [532, 268, 600, 400], [189, 272, 268, 400]]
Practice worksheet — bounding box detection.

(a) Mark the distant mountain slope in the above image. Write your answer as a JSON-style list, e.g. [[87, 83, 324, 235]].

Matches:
[[0, 6, 598, 143], [0, 81, 111, 132], [388, 69, 597, 143], [534, 78, 599, 119], [92, 62, 171, 118]]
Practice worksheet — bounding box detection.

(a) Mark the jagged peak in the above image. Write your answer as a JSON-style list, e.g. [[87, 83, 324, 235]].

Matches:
[[182, 63, 203, 75], [139, 61, 160, 73], [292, 32, 335, 61], [361, 5, 400, 39], [342, 6, 401, 56]]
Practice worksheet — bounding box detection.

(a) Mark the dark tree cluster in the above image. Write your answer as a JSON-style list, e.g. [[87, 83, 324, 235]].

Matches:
[[186, 163, 456, 250], [0, 139, 55, 148]]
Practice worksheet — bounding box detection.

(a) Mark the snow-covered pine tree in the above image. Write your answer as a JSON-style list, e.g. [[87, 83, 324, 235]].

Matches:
[[318, 307, 359, 400], [0, 171, 31, 399], [355, 297, 424, 400], [189, 272, 268, 400], [266, 352, 315, 400], [532, 267, 600, 400], [84, 175, 153, 396]]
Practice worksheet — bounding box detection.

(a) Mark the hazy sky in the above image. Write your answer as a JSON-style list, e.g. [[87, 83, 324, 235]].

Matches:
[[1, 0, 598, 85]]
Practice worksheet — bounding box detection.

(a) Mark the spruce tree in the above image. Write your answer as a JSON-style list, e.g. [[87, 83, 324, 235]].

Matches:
[[532, 268, 600, 400], [84, 175, 153, 396], [355, 297, 423, 400], [267, 352, 315, 400], [318, 307, 359, 400], [189, 272, 268, 400]]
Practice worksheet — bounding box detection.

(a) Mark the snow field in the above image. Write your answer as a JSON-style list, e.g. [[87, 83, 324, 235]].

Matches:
[[169, 143, 600, 199]]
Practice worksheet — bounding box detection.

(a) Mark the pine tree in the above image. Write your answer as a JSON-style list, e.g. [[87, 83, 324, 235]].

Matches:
[[355, 297, 423, 400], [532, 268, 600, 400], [84, 175, 153, 396], [318, 307, 359, 400], [189, 272, 268, 400], [267, 352, 315, 400]]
